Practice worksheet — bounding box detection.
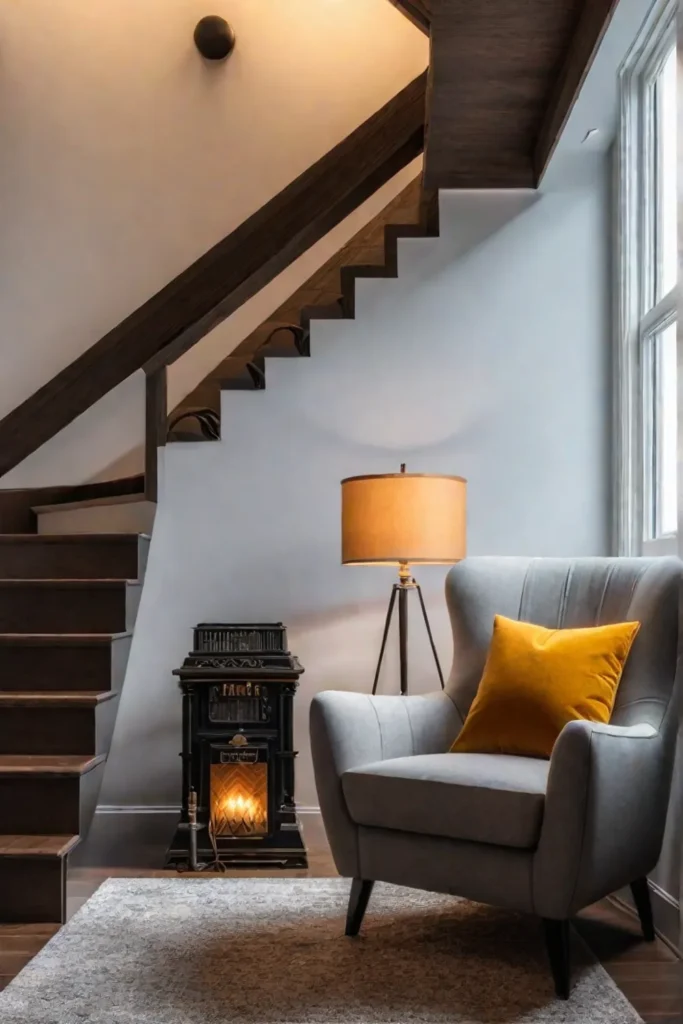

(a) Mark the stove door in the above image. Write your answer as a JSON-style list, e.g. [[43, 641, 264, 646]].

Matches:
[[208, 742, 271, 838]]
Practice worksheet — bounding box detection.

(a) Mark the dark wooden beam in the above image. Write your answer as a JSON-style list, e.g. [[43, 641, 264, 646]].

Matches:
[[144, 368, 167, 504], [0, 74, 426, 480], [388, 0, 430, 34], [534, 0, 621, 180]]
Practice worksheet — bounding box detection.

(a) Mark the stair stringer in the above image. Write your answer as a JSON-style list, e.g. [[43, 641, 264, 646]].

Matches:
[[166, 171, 427, 441], [178, 190, 538, 447], [65, 531, 152, 870]]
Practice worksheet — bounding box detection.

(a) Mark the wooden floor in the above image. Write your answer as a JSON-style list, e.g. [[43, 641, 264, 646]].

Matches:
[[0, 814, 680, 1022]]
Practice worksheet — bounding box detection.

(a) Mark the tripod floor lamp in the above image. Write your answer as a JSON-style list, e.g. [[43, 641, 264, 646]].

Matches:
[[341, 465, 467, 695]]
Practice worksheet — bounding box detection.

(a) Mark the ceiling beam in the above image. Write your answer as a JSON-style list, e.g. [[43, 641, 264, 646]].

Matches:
[[534, 0, 621, 181], [388, 1, 430, 35], [425, 1, 567, 190]]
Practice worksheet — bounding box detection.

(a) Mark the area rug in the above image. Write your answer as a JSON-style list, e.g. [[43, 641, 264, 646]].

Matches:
[[0, 878, 642, 1023]]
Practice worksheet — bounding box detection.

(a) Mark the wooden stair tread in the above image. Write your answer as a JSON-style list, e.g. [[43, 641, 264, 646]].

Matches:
[[0, 754, 106, 776], [341, 263, 398, 280], [33, 495, 152, 515], [0, 633, 130, 644], [0, 580, 133, 587], [0, 691, 115, 707], [0, 835, 79, 858], [0, 534, 147, 543], [10, 476, 144, 509]]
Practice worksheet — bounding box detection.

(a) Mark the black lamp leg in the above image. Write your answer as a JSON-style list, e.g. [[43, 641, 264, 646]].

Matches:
[[372, 580, 444, 696], [372, 585, 399, 695], [415, 583, 445, 689], [398, 585, 408, 696]]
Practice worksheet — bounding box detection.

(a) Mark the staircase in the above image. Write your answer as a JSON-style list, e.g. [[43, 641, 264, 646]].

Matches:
[[0, 99, 433, 933], [168, 176, 438, 440], [0, 530, 147, 923], [0, 189, 438, 934], [0, 174, 438, 933]]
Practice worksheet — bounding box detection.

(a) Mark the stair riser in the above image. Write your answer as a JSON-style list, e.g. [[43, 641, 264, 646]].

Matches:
[[0, 764, 103, 834], [0, 537, 148, 581], [0, 857, 65, 923], [0, 635, 131, 692], [0, 584, 139, 633], [0, 700, 118, 756]]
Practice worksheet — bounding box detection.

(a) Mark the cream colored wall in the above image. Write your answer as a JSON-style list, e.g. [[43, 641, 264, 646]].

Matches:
[[1, 160, 422, 488], [0, 0, 426, 484]]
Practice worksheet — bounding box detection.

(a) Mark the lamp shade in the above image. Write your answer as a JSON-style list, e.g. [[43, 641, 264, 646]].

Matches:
[[341, 472, 467, 565]]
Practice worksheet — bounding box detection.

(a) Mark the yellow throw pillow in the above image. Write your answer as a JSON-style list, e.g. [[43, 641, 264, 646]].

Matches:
[[451, 615, 640, 759]]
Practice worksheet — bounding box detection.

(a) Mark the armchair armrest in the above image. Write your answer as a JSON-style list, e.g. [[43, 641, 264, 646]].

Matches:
[[310, 690, 461, 877], [533, 719, 669, 918]]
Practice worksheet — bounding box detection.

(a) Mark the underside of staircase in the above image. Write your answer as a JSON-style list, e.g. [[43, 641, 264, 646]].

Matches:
[[168, 175, 437, 440], [0, 528, 148, 924]]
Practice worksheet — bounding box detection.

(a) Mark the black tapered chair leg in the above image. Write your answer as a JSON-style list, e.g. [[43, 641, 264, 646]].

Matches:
[[345, 878, 374, 937], [542, 918, 571, 1000], [630, 877, 656, 941]]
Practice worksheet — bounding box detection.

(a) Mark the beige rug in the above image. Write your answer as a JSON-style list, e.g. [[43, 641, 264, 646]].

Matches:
[[0, 878, 642, 1023]]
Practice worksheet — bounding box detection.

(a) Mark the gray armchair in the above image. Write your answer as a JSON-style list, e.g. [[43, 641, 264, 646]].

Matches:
[[311, 557, 682, 999]]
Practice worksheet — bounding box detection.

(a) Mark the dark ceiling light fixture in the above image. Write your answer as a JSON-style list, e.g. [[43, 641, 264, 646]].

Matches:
[[194, 15, 236, 61]]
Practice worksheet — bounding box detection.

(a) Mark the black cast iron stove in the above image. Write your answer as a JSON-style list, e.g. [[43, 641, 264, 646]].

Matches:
[[166, 622, 307, 870]]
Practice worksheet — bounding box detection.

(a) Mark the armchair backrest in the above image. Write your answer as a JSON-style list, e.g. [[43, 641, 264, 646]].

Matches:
[[445, 557, 681, 735]]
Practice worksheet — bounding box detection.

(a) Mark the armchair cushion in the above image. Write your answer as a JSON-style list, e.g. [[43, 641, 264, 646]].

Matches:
[[342, 752, 550, 849]]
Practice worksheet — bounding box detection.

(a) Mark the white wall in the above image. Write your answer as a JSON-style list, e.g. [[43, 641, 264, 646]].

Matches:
[[101, 173, 612, 815], [0, 0, 426, 485]]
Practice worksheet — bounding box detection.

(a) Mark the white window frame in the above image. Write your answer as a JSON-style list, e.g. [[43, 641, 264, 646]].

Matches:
[[613, 0, 677, 557]]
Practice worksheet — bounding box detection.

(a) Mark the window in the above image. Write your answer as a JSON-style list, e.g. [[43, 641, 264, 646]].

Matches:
[[615, 0, 677, 556]]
